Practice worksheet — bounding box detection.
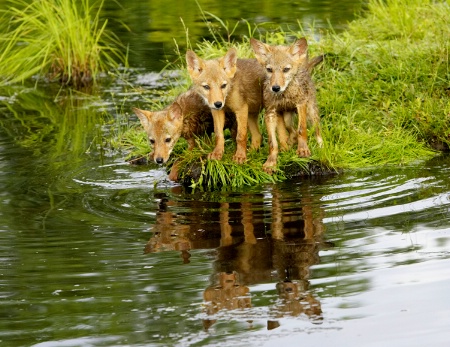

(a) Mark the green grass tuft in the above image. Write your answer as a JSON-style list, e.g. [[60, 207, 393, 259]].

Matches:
[[0, 0, 128, 87]]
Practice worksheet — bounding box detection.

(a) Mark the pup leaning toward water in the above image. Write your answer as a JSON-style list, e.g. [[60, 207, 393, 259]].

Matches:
[[250, 38, 324, 174], [186, 48, 266, 163], [132, 90, 236, 181]]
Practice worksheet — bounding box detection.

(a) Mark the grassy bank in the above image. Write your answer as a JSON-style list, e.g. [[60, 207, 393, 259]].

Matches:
[[120, 0, 448, 188]]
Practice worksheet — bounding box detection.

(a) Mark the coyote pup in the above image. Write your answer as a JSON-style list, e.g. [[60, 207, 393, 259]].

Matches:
[[133, 90, 235, 181], [251, 38, 323, 173], [186, 48, 265, 163]]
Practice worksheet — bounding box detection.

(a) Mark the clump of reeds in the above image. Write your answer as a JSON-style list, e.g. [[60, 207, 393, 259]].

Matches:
[[0, 0, 127, 87]]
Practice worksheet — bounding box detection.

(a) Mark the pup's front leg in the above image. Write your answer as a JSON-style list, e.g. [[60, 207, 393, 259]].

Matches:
[[209, 109, 226, 160], [168, 160, 181, 181], [263, 110, 279, 174], [232, 106, 249, 164]]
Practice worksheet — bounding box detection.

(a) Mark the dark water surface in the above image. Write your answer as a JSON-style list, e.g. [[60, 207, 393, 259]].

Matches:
[[101, 0, 367, 71], [1, 1, 450, 347]]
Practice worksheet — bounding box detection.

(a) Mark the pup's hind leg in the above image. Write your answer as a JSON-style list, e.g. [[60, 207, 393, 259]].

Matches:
[[296, 103, 311, 157], [276, 114, 290, 151], [308, 100, 323, 147], [283, 111, 297, 147], [248, 112, 262, 150]]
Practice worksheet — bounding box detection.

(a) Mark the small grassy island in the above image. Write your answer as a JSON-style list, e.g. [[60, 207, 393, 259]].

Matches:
[[118, 0, 450, 188], [121, 0, 449, 188]]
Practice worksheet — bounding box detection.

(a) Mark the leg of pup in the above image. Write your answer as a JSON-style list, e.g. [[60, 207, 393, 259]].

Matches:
[[296, 103, 311, 157], [209, 109, 226, 160], [307, 100, 323, 147], [233, 105, 249, 164], [263, 110, 279, 174], [276, 114, 290, 151], [248, 112, 262, 150], [168, 160, 181, 181]]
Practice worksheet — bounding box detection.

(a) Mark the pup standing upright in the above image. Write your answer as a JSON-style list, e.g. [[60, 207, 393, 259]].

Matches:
[[186, 48, 265, 163], [250, 38, 323, 173]]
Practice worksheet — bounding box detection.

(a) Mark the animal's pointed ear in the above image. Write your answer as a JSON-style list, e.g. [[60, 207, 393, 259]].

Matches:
[[132, 107, 152, 131], [186, 50, 204, 79], [250, 38, 270, 63], [168, 102, 183, 122], [221, 48, 237, 78], [290, 38, 308, 61]]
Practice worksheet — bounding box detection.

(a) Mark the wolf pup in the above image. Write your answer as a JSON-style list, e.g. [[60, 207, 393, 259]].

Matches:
[[250, 38, 323, 173], [186, 48, 265, 164], [133, 90, 236, 181]]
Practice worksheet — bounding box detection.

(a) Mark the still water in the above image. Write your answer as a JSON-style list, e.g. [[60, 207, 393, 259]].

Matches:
[[1, 0, 450, 346]]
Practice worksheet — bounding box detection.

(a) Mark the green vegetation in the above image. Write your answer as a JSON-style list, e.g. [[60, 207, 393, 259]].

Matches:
[[119, 0, 448, 188], [0, 0, 127, 87]]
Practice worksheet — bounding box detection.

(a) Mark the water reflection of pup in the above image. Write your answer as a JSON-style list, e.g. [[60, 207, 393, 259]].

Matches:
[[201, 199, 272, 330], [202, 271, 252, 330], [144, 188, 225, 263], [269, 241, 323, 328], [201, 185, 328, 329], [144, 181, 331, 329], [268, 186, 326, 327], [144, 191, 193, 263]]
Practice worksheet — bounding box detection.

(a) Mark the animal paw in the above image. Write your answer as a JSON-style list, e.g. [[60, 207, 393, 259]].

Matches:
[[263, 160, 277, 174], [208, 150, 223, 160], [250, 139, 262, 150], [232, 153, 247, 164], [168, 163, 180, 181], [279, 140, 290, 152], [168, 169, 179, 181], [296, 147, 311, 157]]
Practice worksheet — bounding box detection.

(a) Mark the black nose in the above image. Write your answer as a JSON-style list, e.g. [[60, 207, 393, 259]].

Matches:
[[155, 157, 164, 164], [214, 101, 223, 109], [272, 85, 281, 92]]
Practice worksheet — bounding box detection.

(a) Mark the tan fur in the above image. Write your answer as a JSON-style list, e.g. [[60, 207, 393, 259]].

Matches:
[[251, 38, 324, 173], [133, 90, 236, 181], [186, 48, 265, 163]]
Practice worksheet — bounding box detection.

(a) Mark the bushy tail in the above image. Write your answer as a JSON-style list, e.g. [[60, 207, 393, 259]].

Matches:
[[307, 55, 324, 73]]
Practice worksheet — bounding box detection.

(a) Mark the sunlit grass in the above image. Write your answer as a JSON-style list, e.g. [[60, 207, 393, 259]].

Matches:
[[120, 0, 447, 188], [0, 0, 128, 87]]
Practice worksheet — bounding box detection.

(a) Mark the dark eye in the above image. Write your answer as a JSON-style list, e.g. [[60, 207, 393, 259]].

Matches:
[[283, 67, 290, 73], [266, 67, 273, 73], [165, 138, 171, 143], [149, 139, 155, 145], [203, 85, 210, 90], [221, 83, 227, 89]]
